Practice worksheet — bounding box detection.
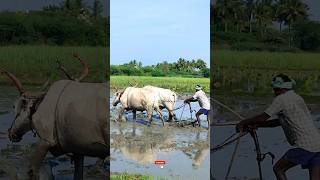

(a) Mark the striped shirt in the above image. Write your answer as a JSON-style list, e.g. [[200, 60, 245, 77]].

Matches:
[[265, 90, 320, 152]]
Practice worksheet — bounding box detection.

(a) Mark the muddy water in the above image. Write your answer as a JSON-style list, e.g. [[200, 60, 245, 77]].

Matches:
[[211, 96, 320, 180], [110, 95, 210, 179], [0, 86, 106, 179]]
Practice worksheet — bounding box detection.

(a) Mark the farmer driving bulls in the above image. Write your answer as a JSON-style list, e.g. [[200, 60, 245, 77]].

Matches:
[[184, 85, 210, 127], [236, 74, 320, 180]]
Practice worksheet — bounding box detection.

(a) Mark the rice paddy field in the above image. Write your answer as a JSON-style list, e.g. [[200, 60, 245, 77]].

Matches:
[[0, 45, 108, 84], [213, 50, 320, 95], [110, 76, 210, 93]]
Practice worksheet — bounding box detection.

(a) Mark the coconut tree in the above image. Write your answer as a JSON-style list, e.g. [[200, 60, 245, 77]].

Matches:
[[244, 0, 256, 33], [229, 0, 247, 32], [276, 0, 309, 47], [215, 0, 231, 32], [255, 0, 275, 38], [275, 0, 287, 32]]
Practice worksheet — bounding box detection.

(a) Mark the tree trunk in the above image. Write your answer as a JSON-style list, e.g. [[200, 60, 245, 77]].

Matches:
[[249, 13, 253, 33], [224, 21, 228, 32], [279, 21, 282, 32], [288, 23, 291, 48]]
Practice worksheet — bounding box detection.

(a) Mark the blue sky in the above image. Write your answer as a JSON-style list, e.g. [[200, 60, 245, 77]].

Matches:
[[111, 0, 210, 66]]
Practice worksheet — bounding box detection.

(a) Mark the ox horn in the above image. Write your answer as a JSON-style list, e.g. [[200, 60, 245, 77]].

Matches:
[[72, 54, 88, 82], [40, 78, 51, 92], [128, 79, 139, 87], [0, 69, 25, 94], [56, 59, 75, 81]]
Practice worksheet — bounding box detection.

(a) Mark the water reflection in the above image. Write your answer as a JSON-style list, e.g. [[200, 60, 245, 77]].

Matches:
[[110, 121, 210, 179]]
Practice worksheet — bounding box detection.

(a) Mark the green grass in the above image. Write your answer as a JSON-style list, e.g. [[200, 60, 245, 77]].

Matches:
[[212, 49, 320, 95], [213, 49, 320, 69], [111, 173, 154, 180], [111, 172, 172, 180], [0, 45, 108, 84], [111, 76, 210, 93]]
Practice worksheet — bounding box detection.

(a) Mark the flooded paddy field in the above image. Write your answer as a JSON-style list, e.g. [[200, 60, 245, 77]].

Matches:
[[0, 86, 108, 180], [211, 96, 320, 180], [110, 94, 210, 179]]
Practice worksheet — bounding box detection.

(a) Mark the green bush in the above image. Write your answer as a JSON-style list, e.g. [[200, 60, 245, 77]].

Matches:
[[0, 11, 108, 46]]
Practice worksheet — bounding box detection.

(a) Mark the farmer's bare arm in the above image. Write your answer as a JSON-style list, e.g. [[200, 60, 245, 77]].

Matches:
[[184, 97, 197, 103], [236, 113, 270, 131], [256, 119, 281, 128]]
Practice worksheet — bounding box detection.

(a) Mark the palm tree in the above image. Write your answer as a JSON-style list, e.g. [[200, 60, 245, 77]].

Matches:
[[215, 0, 231, 32], [195, 59, 207, 70], [230, 0, 247, 32], [276, 0, 309, 47], [275, 0, 287, 32], [255, 0, 275, 38], [245, 0, 256, 33]]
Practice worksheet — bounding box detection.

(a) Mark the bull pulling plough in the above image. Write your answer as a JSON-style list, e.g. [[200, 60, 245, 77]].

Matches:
[[211, 98, 275, 180]]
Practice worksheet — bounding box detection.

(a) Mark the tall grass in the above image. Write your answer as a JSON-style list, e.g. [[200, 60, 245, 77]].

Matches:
[[213, 49, 320, 69], [111, 172, 172, 180], [212, 50, 320, 95], [111, 173, 155, 180], [0, 45, 108, 84], [111, 76, 210, 93]]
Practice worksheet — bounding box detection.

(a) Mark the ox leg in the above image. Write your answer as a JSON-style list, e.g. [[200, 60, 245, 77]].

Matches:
[[117, 107, 125, 122], [133, 110, 137, 121], [169, 110, 177, 122], [207, 110, 211, 129], [73, 154, 84, 180], [155, 107, 165, 127], [146, 108, 153, 126], [29, 140, 50, 180]]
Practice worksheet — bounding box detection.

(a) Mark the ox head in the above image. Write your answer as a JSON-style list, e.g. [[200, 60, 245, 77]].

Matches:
[[112, 90, 123, 107], [112, 80, 138, 107], [1, 70, 47, 142]]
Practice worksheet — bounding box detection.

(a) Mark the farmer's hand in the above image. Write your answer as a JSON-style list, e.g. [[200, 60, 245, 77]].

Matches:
[[236, 121, 256, 133], [236, 122, 244, 133]]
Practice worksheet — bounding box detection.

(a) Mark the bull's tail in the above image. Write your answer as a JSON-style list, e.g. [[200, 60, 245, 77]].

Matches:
[[172, 93, 177, 105], [170, 93, 178, 121]]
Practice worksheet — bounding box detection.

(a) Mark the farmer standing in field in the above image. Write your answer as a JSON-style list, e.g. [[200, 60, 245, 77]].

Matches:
[[236, 74, 320, 180], [184, 84, 211, 127]]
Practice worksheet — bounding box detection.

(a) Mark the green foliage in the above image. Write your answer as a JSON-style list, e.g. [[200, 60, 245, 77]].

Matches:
[[111, 172, 156, 180], [293, 20, 320, 50], [213, 49, 320, 95], [111, 59, 208, 78], [0, 46, 107, 84], [92, 0, 104, 18], [212, 0, 318, 51], [0, 1, 108, 46]]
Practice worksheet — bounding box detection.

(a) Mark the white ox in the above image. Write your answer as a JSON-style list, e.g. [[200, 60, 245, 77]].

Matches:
[[112, 87, 165, 126], [142, 85, 177, 121]]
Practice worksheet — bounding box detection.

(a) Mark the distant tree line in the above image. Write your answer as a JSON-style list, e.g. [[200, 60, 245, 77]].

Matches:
[[111, 59, 210, 78], [0, 0, 109, 46], [212, 0, 320, 51]]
